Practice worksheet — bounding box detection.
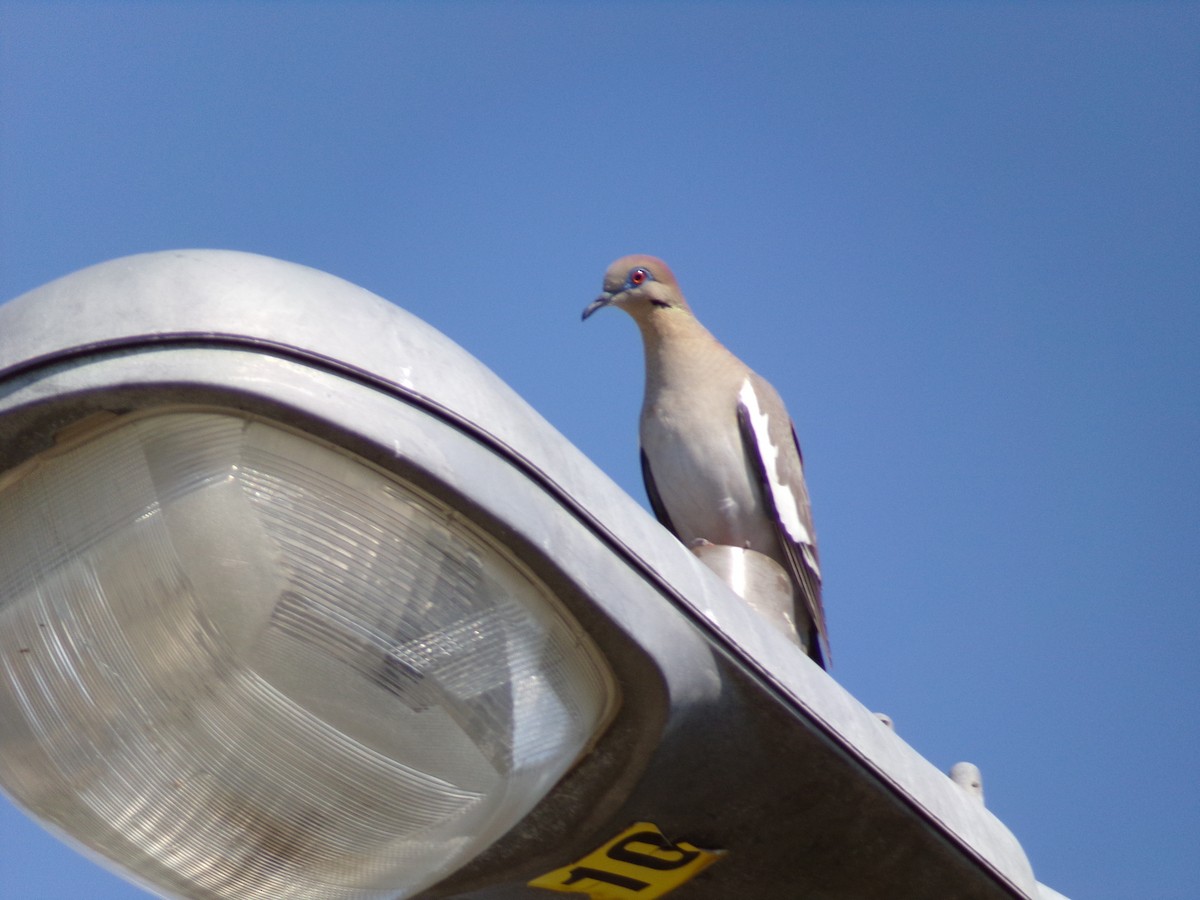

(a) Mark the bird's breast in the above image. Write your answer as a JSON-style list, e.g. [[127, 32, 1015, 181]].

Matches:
[[641, 396, 774, 553]]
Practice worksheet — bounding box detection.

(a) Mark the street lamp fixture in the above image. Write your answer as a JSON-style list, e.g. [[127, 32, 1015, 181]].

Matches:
[[0, 251, 1059, 899]]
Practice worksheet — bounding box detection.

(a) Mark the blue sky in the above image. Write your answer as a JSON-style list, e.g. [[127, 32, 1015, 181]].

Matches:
[[1, 3, 1197, 898]]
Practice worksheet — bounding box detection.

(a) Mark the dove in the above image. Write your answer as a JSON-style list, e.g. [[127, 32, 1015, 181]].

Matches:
[[583, 255, 829, 666]]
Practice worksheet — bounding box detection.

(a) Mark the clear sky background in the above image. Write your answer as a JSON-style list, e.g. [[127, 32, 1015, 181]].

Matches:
[[1, 3, 1197, 898]]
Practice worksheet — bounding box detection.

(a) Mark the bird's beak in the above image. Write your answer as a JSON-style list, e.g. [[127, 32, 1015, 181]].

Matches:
[[581, 292, 613, 321]]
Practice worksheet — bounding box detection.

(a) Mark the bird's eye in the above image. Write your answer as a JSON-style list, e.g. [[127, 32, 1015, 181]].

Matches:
[[628, 267, 652, 287]]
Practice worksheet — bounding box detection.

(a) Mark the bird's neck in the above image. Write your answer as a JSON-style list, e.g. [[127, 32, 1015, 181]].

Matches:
[[636, 309, 728, 390]]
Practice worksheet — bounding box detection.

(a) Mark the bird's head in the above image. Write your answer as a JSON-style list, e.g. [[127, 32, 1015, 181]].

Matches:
[[582, 255, 691, 322]]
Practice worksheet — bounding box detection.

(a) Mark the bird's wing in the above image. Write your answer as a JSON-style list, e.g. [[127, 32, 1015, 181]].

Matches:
[[736, 377, 830, 666], [640, 447, 678, 535]]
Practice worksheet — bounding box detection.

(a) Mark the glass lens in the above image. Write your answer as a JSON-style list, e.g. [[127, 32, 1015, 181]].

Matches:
[[0, 411, 616, 899]]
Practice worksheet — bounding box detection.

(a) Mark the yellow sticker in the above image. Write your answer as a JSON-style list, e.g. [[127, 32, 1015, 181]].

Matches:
[[528, 821, 724, 899]]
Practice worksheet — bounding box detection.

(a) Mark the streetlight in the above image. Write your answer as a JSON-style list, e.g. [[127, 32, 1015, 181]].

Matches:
[[0, 250, 1059, 898]]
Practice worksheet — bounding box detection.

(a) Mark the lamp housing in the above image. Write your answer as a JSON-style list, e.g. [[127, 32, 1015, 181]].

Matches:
[[0, 251, 1048, 899]]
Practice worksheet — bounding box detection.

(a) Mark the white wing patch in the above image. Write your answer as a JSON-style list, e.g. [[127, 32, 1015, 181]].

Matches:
[[738, 378, 813, 547]]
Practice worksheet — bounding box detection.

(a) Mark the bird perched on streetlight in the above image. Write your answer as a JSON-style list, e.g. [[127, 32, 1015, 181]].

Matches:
[[583, 255, 829, 668]]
